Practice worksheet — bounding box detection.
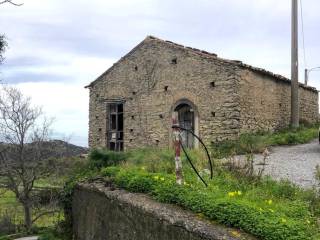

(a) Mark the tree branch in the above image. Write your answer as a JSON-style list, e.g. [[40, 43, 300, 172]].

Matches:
[[0, 0, 23, 6], [32, 210, 59, 224]]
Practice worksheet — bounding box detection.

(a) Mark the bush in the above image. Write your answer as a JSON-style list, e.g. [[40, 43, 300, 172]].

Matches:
[[60, 167, 99, 239], [211, 125, 319, 158], [39, 232, 57, 240], [37, 227, 67, 240], [88, 149, 127, 169], [125, 148, 174, 173]]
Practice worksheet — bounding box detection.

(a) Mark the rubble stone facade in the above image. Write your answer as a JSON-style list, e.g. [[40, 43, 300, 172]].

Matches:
[[86, 36, 319, 150]]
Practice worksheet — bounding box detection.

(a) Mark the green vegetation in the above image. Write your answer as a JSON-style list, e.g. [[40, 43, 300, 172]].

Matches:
[[102, 167, 319, 240], [61, 147, 320, 240], [1, 125, 318, 239], [0, 156, 88, 239], [36, 227, 68, 240], [211, 124, 319, 158], [0, 187, 64, 236]]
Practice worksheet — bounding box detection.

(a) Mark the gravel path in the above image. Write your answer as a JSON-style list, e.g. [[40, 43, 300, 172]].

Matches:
[[241, 139, 320, 188]]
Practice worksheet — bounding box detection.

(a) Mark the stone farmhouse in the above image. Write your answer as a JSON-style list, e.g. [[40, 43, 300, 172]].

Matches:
[[86, 36, 319, 151]]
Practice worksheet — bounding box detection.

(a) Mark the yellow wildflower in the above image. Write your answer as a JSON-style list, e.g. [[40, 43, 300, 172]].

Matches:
[[228, 191, 242, 197], [265, 199, 273, 205], [228, 192, 235, 197], [281, 218, 287, 223]]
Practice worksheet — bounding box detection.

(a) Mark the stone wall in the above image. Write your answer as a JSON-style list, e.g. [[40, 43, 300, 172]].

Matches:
[[238, 69, 319, 133], [72, 182, 255, 240], [88, 37, 241, 149]]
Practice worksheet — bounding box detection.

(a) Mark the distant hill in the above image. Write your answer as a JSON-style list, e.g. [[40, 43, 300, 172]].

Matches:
[[0, 140, 89, 159], [40, 140, 89, 158]]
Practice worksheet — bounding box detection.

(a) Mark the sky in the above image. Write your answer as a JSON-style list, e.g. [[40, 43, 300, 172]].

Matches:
[[0, 0, 319, 147]]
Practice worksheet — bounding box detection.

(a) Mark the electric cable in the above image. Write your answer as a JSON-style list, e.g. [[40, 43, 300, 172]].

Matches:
[[300, 0, 307, 68]]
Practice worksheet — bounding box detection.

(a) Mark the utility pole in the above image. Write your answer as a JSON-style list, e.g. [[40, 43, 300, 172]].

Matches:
[[172, 112, 183, 185], [291, 0, 299, 128]]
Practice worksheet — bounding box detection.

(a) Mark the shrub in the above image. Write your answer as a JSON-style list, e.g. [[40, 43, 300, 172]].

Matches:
[[60, 167, 99, 239], [39, 232, 57, 240], [211, 125, 319, 158], [37, 227, 67, 240], [125, 148, 174, 173], [0, 236, 10, 240], [88, 149, 127, 169]]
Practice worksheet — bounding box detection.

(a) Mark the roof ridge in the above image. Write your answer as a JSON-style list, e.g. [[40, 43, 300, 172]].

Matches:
[[86, 35, 318, 92]]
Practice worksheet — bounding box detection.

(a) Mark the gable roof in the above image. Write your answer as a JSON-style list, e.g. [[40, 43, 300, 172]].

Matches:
[[85, 36, 318, 93]]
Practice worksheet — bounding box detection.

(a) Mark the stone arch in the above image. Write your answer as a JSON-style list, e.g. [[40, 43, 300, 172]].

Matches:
[[171, 98, 199, 148]]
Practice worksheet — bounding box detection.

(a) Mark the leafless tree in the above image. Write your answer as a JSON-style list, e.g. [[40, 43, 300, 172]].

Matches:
[[0, 0, 23, 6], [0, 86, 58, 232]]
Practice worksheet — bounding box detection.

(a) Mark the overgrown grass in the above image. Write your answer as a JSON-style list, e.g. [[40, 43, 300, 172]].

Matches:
[[101, 165, 320, 240], [211, 124, 319, 158], [61, 142, 320, 239]]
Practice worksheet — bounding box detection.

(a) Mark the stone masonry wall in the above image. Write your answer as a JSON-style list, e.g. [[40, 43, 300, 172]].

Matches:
[[88, 37, 241, 149], [238, 69, 319, 133], [72, 182, 255, 240]]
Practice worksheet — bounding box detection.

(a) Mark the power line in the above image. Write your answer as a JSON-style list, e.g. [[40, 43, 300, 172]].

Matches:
[[299, 0, 307, 68]]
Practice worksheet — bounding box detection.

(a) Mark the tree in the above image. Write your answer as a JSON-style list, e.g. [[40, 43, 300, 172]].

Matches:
[[0, 86, 57, 232]]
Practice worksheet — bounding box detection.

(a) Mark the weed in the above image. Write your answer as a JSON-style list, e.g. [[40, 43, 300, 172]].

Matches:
[[211, 125, 319, 158]]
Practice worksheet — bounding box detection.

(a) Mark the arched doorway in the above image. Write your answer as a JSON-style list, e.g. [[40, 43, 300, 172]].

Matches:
[[173, 100, 198, 148]]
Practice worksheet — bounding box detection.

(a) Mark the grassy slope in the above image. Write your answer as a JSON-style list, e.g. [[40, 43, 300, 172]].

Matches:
[[211, 125, 319, 158], [84, 146, 320, 240], [101, 165, 320, 240]]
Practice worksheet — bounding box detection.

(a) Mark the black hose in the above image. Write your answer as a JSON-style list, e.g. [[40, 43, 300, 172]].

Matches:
[[172, 125, 214, 187], [179, 134, 208, 187]]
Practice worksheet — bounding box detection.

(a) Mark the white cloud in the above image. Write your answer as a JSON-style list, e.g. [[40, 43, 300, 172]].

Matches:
[[14, 81, 88, 146], [10, 53, 114, 146]]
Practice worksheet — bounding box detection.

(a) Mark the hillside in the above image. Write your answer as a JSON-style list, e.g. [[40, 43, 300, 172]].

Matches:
[[0, 140, 88, 159], [39, 140, 89, 158]]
